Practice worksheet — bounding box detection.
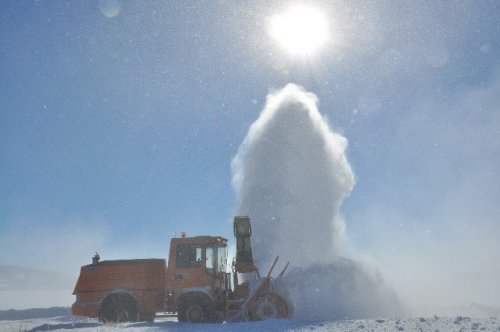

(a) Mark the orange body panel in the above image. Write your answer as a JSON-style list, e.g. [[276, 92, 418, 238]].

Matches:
[[72, 259, 166, 318]]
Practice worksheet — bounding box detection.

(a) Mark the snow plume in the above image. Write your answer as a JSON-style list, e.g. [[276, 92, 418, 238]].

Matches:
[[232, 84, 402, 319], [232, 84, 354, 266]]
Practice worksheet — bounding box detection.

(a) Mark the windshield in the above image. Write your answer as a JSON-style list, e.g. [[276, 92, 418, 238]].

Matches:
[[205, 245, 227, 274]]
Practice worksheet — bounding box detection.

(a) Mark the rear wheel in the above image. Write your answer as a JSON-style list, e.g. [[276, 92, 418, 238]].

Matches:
[[100, 294, 138, 323], [177, 293, 216, 323], [140, 312, 156, 322], [249, 292, 290, 321]]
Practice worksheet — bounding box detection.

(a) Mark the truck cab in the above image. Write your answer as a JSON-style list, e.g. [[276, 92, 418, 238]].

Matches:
[[165, 235, 230, 322], [166, 235, 228, 293]]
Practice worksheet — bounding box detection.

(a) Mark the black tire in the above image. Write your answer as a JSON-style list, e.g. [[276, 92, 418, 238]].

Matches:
[[140, 312, 156, 322], [100, 293, 138, 323], [248, 292, 290, 321], [177, 293, 216, 323]]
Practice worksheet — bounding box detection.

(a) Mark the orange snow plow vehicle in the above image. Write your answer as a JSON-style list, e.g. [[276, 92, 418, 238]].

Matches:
[[72, 216, 293, 323]]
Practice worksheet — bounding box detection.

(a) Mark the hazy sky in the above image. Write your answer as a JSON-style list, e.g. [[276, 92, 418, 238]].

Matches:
[[1, 0, 499, 311]]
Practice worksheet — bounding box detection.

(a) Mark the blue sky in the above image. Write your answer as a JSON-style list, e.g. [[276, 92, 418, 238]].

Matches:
[[1, 0, 499, 308]]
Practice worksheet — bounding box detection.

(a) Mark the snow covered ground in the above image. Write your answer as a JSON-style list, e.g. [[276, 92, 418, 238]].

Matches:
[[1, 311, 499, 332]]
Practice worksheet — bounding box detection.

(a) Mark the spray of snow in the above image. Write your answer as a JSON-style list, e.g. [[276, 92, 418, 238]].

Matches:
[[232, 84, 402, 319], [232, 84, 353, 266]]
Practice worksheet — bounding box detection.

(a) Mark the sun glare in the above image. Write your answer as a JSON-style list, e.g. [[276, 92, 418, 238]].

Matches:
[[270, 5, 329, 56]]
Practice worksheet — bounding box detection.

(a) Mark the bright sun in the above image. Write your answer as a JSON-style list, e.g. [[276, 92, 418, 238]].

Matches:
[[269, 5, 329, 56]]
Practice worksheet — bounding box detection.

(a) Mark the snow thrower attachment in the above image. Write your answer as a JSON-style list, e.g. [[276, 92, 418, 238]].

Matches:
[[227, 254, 293, 322], [228, 216, 293, 322]]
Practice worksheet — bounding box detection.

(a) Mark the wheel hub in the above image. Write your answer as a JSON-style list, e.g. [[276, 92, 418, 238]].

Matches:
[[186, 305, 204, 322], [257, 299, 278, 319]]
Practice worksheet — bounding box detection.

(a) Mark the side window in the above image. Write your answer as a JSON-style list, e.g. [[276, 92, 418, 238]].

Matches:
[[195, 247, 202, 266], [218, 246, 227, 273], [176, 244, 202, 268]]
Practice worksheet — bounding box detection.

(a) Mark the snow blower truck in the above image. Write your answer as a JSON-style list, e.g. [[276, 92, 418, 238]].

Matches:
[[71, 216, 293, 323]]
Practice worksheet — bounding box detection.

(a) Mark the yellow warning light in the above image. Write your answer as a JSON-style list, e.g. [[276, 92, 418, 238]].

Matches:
[[181, 232, 187, 238]]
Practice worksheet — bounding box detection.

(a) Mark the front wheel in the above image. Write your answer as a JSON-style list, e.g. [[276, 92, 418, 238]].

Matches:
[[177, 293, 216, 323], [248, 292, 291, 321]]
